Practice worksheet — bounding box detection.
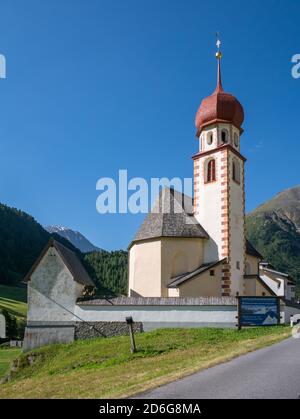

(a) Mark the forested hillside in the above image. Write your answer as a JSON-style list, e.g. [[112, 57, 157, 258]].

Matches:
[[246, 185, 300, 294], [83, 251, 128, 295], [0, 203, 49, 284], [0, 202, 128, 295]]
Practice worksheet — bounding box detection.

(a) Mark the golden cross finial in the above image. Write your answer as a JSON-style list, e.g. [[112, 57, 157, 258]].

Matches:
[[215, 32, 222, 59]]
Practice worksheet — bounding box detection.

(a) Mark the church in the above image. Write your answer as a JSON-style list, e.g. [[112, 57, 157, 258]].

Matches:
[[128, 44, 280, 300], [23, 42, 297, 351]]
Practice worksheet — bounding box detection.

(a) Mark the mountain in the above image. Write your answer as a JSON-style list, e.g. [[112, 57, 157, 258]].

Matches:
[[0, 203, 127, 295], [45, 225, 100, 253], [246, 185, 300, 293], [0, 204, 78, 285], [0, 203, 50, 284]]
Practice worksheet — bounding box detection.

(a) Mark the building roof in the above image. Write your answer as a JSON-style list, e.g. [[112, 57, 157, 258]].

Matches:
[[77, 296, 237, 306], [24, 238, 95, 287], [167, 259, 227, 288], [129, 188, 209, 247], [246, 239, 263, 259], [260, 266, 295, 283]]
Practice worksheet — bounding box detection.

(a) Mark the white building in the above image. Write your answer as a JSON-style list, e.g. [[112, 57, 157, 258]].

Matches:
[[259, 262, 296, 302]]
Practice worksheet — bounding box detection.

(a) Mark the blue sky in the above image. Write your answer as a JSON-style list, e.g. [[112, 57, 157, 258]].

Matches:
[[0, 0, 299, 250]]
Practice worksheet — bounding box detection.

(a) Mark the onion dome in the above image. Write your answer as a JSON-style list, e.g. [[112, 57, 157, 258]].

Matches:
[[195, 49, 244, 136]]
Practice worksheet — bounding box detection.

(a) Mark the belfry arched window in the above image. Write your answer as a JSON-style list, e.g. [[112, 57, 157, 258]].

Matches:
[[206, 159, 216, 183], [234, 133, 239, 148], [221, 129, 228, 143], [207, 132, 213, 145]]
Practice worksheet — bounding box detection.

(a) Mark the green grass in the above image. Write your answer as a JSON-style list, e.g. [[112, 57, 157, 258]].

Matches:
[[0, 326, 291, 399], [0, 348, 21, 379], [0, 285, 27, 318]]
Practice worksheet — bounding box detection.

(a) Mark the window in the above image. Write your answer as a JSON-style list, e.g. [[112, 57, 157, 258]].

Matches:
[[232, 159, 240, 183], [221, 129, 228, 143], [234, 133, 239, 147], [207, 132, 213, 145], [206, 159, 216, 183], [210, 270, 215, 276], [236, 261, 240, 270]]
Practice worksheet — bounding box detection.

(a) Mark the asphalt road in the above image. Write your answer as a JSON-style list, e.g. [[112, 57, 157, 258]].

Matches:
[[135, 337, 300, 399]]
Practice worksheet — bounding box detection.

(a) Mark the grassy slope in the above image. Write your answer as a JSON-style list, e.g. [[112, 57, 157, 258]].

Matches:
[[0, 327, 291, 399], [0, 285, 27, 318], [0, 349, 21, 379]]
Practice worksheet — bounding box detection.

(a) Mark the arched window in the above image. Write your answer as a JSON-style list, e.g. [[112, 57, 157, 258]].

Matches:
[[234, 133, 239, 148], [232, 159, 240, 183], [221, 129, 228, 143], [206, 159, 216, 183], [207, 132, 213, 145]]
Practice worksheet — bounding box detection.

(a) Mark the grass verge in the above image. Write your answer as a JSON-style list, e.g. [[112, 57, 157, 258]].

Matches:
[[0, 326, 291, 399], [0, 285, 27, 318], [0, 349, 22, 379]]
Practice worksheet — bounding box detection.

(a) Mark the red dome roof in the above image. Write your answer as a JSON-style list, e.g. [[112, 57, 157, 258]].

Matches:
[[195, 59, 244, 136]]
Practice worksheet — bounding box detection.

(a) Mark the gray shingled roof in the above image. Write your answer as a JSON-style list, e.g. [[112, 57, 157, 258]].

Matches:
[[167, 259, 227, 288], [77, 296, 237, 306], [24, 239, 95, 287], [130, 188, 209, 246]]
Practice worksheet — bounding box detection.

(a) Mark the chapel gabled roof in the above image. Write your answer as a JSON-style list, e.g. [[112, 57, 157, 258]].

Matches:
[[24, 238, 95, 287], [129, 188, 209, 248], [167, 259, 227, 288]]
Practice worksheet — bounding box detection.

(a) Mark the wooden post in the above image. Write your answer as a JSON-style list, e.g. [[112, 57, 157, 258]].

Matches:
[[126, 317, 136, 353]]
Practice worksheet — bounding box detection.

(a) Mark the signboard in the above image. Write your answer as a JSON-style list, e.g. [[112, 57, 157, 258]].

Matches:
[[238, 297, 280, 328]]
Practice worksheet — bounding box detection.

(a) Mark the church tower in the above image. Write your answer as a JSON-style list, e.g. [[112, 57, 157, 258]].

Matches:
[[193, 41, 246, 296]]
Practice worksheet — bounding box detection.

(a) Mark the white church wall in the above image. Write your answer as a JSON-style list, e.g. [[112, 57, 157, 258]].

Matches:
[[75, 303, 238, 330], [228, 150, 245, 295], [161, 237, 204, 296], [128, 240, 162, 297], [195, 151, 223, 262], [27, 247, 83, 323]]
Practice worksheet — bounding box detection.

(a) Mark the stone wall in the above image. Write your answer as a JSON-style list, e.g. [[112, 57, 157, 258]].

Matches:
[[23, 325, 75, 352], [74, 321, 143, 340]]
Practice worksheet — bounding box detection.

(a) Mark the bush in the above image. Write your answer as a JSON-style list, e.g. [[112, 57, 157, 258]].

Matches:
[[1, 310, 25, 340]]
